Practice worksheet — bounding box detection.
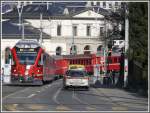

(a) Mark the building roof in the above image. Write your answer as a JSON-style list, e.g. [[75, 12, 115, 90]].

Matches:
[[2, 2, 111, 19], [2, 19, 50, 39]]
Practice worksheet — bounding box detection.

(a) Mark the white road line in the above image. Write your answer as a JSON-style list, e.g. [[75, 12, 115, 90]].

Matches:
[[53, 87, 62, 104], [36, 91, 41, 93], [2, 88, 29, 100], [27, 94, 36, 98], [72, 90, 88, 105]]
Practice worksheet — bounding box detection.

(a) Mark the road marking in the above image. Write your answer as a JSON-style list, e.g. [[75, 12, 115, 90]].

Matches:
[[36, 91, 41, 93], [3, 104, 18, 111], [56, 105, 71, 111], [72, 90, 87, 105], [72, 90, 96, 111], [27, 94, 36, 98], [53, 87, 62, 104], [2, 88, 29, 100], [86, 106, 96, 111], [28, 104, 46, 110], [112, 106, 128, 111]]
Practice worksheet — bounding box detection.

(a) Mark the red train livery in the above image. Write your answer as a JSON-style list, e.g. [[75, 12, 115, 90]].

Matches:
[[10, 40, 68, 85], [63, 54, 121, 74], [9, 39, 121, 85]]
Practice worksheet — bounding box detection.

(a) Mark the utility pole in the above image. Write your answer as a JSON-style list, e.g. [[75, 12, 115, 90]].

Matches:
[[71, 19, 75, 55], [22, 23, 24, 39], [104, 17, 108, 77], [39, 13, 43, 44], [17, 2, 24, 39], [124, 3, 129, 88]]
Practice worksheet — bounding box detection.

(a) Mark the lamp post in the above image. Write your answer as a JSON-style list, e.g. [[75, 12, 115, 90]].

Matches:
[[104, 17, 108, 77], [39, 13, 43, 44], [124, 3, 129, 88]]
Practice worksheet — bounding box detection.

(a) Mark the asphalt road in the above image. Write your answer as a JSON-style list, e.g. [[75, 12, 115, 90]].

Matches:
[[2, 79, 148, 111]]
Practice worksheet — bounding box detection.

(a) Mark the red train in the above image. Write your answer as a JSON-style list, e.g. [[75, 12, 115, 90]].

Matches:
[[10, 39, 68, 85], [63, 54, 121, 74], [8, 39, 121, 85]]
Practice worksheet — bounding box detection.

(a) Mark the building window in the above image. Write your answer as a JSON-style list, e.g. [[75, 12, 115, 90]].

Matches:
[[84, 45, 91, 54], [56, 47, 62, 55], [86, 25, 91, 36], [115, 2, 118, 7], [70, 45, 77, 55], [57, 25, 61, 36], [73, 25, 77, 36], [97, 45, 103, 53], [109, 3, 112, 8], [100, 27, 104, 36], [103, 2, 106, 8], [97, 2, 100, 6]]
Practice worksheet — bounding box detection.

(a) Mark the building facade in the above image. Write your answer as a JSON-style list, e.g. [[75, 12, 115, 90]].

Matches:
[[1, 2, 122, 67]]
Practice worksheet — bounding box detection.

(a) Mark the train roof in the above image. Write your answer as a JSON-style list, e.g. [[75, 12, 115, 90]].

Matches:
[[15, 39, 41, 48]]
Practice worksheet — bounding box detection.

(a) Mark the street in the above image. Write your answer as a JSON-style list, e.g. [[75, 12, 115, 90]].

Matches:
[[2, 78, 148, 111]]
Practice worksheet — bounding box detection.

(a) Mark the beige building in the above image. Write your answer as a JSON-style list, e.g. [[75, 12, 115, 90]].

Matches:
[[1, 2, 122, 67]]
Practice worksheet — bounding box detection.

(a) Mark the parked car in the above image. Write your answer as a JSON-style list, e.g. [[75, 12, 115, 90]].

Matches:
[[63, 69, 89, 90]]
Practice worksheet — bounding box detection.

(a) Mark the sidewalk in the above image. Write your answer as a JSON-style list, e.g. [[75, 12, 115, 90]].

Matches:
[[95, 87, 148, 111]]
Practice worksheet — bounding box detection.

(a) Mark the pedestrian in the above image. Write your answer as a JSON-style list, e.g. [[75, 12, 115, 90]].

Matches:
[[107, 70, 111, 86], [112, 70, 115, 85], [1, 68, 4, 82]]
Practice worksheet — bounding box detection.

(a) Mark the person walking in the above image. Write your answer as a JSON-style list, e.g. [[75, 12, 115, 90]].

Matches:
[[112, 70, 115, 85]]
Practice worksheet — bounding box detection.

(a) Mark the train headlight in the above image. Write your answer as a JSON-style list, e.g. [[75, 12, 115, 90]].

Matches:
[[25, 70, 28, 75], [26, 65, 31, 70]]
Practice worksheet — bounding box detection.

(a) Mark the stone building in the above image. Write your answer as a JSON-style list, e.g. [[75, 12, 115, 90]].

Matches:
[[1, 1, 122, 66]]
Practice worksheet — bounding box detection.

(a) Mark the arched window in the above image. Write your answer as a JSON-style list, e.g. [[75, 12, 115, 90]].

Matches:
[[97, 45, 103, 53], [70, 45, 77, 55], [56, 47, 62, 55], [84, 45, 91, 54]]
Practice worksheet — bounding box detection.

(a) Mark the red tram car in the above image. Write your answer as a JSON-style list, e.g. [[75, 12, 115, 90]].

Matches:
[[8, 39, 121, 85], [63, 54, 121, 74], [10, 39, 68, 85]]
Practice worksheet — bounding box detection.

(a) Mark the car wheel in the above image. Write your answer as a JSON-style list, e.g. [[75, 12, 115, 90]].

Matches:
[[63, 86, 68, 90], [86, 86, 89, 91]]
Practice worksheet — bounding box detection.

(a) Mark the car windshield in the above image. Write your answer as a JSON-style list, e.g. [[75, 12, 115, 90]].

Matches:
[[17, 53, 37, 65], [66, 70, 86, 77]]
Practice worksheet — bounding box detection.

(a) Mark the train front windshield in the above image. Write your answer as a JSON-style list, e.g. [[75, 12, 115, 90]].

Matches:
[[17, 53, 37, 65]]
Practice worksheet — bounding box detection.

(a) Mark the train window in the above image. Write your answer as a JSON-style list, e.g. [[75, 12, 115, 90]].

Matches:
[[83, 60, 85, 65], [81, 60, 83, 65], [114, 58, 117, 63], [40, 54, 43, 65], [78, 60, 80, 64], [11, 58, 16, 65], [69, 60, 72, 64], [108, 58, 112, 64], [43, 55, 46, 63], [38, 57, 41, 65], [87, 59, 89, 65]]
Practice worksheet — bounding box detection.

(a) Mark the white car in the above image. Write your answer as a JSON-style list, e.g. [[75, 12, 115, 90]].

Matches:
[[63, 69, 89, 90]]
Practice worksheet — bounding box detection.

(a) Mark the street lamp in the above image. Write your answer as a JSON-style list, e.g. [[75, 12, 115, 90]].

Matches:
[[124, 3, 129, 88]]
